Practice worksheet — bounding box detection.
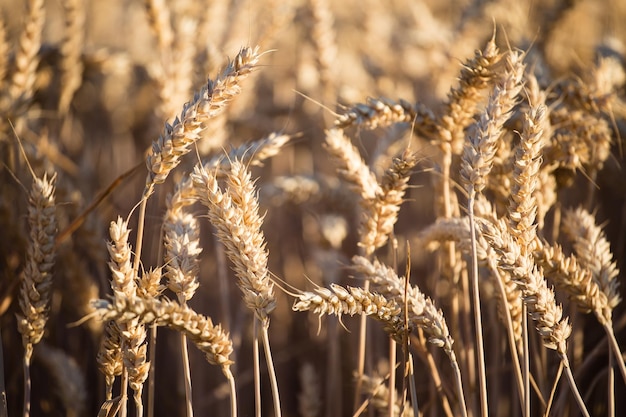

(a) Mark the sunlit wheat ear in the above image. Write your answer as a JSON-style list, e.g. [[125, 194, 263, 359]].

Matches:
[[97, 321, 123, 400], [95, 295, 234, 372], [479, 217, 571, 354], [561, 207, 621, 311], [460, 49, 526, 195], [191, 159, 276, 323], [17, 172, 57, 417], [292, 283, 402, 332], [145, 46, 261, 192], [360, 150, 418, 256], [106, 217, 149, 415], [507, 101, 547, 250], [438, 35, 501, 155], [164, 192, 201, 304], [350, 256, 454, 353], [18, 173, 57, 357], [535, 240, 610, 323], [324, 128, 380, 201]]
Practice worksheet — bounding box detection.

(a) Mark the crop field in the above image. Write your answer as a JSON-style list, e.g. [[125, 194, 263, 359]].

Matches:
[[0, 0, 625, 416]]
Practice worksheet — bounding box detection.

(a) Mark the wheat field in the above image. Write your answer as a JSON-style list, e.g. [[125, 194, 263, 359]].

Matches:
[[1, 0, 626, 416]]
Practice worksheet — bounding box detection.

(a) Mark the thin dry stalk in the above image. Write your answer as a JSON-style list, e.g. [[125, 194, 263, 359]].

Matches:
[[18, 173, 57, 417]]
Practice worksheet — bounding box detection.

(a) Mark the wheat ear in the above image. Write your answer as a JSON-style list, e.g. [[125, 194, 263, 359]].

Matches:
[[57, 0, 85, 115], [97, 321, 123, 400], [336, 97, 438, 138], [164, 183, 202, 417], [9, 0, 44, 114], [459, 48, 525, 417], [479, 217, 590, 417], [145, 45, 261, 190], [351, 256, 467, 417], [191, 159, 280, 417], [106, 217, 149, 417], [560, 208, 626, 386], [18, 173, 57, 417]]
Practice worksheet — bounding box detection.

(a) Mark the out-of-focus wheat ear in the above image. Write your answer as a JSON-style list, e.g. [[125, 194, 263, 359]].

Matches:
[[143, 0, 174, 63], [8, 0, 45, 112], [358, 373, 415, 417], [561, 208, 620, 310], [17, 172, 57, 417], [336, 97, 438, 137], [97, 321, 123, 400], [145, 45, 261, 192], [156, 16, 198, 122], [324, 128, 381, 201], [307, 0, 337, 103], [437, 35, 502, 155], [298, 362, 322, 417], [0, 15, 8, 94], [36, 343, 87, 417], [360, 150, 417, 256], [210, 132, 292, 173], [57, 0, 85, 116]]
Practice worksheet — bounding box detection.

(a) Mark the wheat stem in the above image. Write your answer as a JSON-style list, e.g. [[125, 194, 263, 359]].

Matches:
[[560, 354, 590, 417], [261, 324, 282, 417]]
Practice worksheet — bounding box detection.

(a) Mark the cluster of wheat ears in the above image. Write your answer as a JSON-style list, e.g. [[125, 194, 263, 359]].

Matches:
[[1, 0, 626, 416]]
